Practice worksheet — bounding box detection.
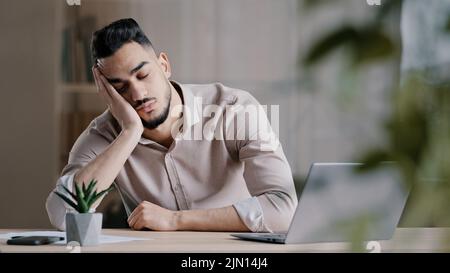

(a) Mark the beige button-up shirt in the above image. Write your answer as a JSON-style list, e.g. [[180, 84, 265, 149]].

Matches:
[[46, 82, 298, 232]]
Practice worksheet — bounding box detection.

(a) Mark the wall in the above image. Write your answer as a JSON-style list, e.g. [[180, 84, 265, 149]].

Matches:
[[0, 0, 60, 228]]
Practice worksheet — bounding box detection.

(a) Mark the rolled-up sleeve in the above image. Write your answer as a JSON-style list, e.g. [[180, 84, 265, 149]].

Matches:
[[230, 92, 298, 233], [46, 125, 110, 230]]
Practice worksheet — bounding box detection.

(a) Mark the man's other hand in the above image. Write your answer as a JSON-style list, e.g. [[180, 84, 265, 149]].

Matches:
[[128, 201, 178, 231]]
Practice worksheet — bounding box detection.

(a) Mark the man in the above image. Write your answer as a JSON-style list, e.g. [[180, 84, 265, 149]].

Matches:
[[46, 18, 297, 232]]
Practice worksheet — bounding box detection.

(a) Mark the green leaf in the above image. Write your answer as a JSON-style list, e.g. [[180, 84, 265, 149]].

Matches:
[[82, 182, 87, 195], [74, 183, 88, 213], [87, 186, 114, 208], [302, 26, 358, 66], [302, 25, 395, 67], [446, 15, 450, 33], [351, 27, 395, 65], [60, 184, 77, 201], [77, 198, 89, 213], [74, 182, 84, 200], [356, 150, 391, 173], [54, 191, 78, 211], [84, 180, 98, 205], [85, 179, 97, 195]]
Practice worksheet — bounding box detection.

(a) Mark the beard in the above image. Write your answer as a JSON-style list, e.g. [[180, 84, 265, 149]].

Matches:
[[140, 83, 172, 130]]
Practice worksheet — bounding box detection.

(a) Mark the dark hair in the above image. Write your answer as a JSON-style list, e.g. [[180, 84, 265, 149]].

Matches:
[[91, 18, 153, 62]]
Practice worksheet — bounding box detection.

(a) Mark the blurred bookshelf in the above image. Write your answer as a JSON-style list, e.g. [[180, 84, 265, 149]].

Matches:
[[58, 6, 104, 171]]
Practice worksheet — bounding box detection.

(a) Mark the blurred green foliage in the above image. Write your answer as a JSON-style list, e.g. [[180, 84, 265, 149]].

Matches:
[[303, 25, 395, 66], [300, 0, 450, 250]]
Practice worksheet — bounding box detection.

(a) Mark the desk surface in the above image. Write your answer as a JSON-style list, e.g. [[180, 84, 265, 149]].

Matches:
[[1, 228, 449, 253]]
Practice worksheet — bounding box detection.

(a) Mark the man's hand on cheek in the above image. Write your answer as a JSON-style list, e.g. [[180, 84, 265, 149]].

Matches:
[[127, 201, 179, 231], [92, 66, 143, 134]]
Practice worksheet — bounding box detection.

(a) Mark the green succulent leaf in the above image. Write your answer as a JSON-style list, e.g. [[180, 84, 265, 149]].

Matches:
[[82, 182, 87, 195], [85, 179, 97, 195], [54, 191, 78, 211], [60, 184, 77, 201], [77, 198, 89, 213], [85, 180, 97, 204], [87, 186, 114, 208], [74, 182, 85, 200], [74, 183, 89, 213], [54, 179, 113, 213]]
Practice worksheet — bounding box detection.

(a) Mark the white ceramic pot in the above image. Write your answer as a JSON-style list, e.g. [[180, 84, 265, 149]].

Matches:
[[65, 212, 102, 246]]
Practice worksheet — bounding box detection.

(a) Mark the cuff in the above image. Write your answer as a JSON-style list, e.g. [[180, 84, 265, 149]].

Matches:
[[233, 197, 272, 232]]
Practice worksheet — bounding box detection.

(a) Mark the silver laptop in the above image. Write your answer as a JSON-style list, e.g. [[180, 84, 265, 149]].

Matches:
[[231, 163, 410, 244]]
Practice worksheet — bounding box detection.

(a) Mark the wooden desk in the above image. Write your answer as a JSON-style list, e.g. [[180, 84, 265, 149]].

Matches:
[[1, 228, 449, 253]]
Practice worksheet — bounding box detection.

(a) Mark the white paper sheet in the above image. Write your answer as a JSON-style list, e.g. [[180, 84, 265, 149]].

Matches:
[[0, 230, 150, 245]]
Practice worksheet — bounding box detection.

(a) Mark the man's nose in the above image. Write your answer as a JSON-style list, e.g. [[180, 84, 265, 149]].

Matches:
[[129, 81, 147, 102]]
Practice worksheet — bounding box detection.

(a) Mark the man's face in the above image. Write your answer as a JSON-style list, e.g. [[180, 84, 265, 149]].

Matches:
[[96, 41, 172, 129]]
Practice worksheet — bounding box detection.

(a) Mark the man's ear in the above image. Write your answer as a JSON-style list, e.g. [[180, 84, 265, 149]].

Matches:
[[158, 52, 171, 78]]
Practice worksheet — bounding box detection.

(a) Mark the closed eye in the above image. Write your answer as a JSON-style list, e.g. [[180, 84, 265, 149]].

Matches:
[[116, 85, 128, 94], [137, 74, 149, 80]]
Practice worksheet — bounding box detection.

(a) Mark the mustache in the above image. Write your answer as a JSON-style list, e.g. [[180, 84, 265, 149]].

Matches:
[[133, 97, 156, 109]]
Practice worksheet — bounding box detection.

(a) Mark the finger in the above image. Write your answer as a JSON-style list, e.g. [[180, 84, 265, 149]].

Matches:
[[128, 206, 143, 226], [127, 203, 143, 222], [130, 213, 143, 230], [92, 67, 102, 92], [133, 217, 146, 230], [93, 68, 113, 104], [129, 220, 139, 230], [128, 212, 138, 229], [127, 210, 138, 226], [97, 71, 124, 102], [93, 68, 109, 98]]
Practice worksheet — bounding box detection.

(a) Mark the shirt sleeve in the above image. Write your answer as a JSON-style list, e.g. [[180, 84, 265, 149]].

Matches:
[[46, 125, 110, 230], [229, 92, 298, 233]]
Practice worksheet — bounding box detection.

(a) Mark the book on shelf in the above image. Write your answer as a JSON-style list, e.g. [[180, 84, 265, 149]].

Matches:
[[61, 15, 97, 84]]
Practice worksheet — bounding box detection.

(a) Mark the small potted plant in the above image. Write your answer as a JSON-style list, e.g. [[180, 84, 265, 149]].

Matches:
[[54, 179, 113, 246]]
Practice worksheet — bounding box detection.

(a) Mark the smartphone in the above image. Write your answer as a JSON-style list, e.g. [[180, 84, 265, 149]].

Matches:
[[7, 236, 64, 245]]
